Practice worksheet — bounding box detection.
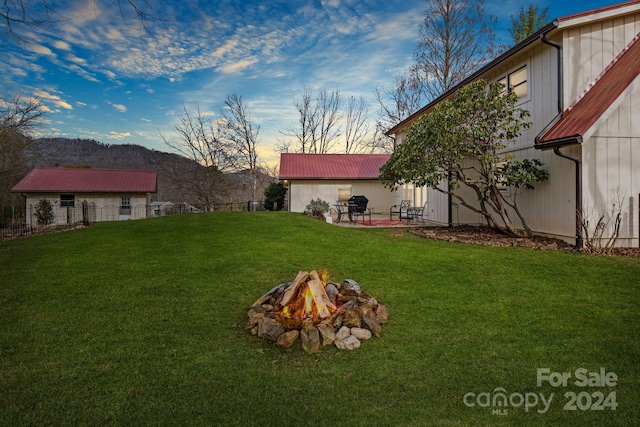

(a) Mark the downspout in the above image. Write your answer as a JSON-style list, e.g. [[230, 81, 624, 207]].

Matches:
[[536, 30, 583, 251], [552, 147, 583, 251]]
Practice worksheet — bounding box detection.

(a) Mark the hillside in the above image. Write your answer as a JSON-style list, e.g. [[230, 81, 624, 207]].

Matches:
[[29, 138, 272, 206]]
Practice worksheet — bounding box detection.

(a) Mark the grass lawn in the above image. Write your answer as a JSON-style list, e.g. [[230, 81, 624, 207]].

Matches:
[[1, 212, 639, 426]]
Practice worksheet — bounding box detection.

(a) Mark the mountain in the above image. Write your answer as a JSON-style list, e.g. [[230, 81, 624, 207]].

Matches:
[[29, 138, 273, 207]]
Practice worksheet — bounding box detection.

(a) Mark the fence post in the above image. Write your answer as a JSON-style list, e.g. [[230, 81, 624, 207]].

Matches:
[[82, 200, 90, 226]]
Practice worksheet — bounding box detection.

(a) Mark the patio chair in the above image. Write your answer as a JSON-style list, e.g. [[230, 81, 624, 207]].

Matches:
[[408, 202, 428, 223], [390, 200, 412, 221], [333, 201, 349, 223], [347, 195, 372, 224]]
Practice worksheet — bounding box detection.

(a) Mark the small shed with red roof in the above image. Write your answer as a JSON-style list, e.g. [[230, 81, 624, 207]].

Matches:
[[12, 168, 157, 224], [278, 153, 397, 213]]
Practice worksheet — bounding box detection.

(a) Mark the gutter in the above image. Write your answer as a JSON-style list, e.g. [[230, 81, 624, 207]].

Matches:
[[534, 28, 584, 251]]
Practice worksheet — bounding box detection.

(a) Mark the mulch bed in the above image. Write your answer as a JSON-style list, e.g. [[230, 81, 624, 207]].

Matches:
[[408, 225, 640, 258]]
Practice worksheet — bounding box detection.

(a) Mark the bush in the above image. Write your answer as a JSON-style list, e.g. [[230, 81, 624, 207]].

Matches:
[[34, 199, 55, 226], [263, 182, 287, 211], [304, 198, 330, 218]]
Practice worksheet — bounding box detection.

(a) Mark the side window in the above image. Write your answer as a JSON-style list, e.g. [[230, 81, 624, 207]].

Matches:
[[120, 197, 131, 215], [509, 66, 527, 98], [60, 194, 75, 207], [494, 65, 528, 100]]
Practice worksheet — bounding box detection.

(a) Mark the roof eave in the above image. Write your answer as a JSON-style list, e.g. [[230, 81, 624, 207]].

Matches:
[[385, 21, 559, 137], [535, 135, 583, 150]]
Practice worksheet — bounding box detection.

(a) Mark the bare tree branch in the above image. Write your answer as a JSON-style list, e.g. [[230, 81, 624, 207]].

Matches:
[[220, 93, 261, 209], [411, 0, 500, 101], [343, 95, 370, 153]]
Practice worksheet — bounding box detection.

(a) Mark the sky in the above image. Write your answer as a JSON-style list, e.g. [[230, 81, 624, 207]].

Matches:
[[1, 0, 621, 166]]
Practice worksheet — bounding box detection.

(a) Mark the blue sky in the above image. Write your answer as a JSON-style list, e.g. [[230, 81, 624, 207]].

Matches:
[[1, 0, 618, 166]]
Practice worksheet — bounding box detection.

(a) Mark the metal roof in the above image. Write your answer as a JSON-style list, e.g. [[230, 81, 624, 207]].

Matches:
[[537, 33, 640, 147], [279, 153, 391, 180], [12, 168, 158, 193]]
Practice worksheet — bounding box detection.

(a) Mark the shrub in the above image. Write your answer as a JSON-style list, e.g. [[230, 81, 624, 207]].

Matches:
[[263, 182, 287, 211], [34, 199, 55, 226], [304, 198, 330, 218]]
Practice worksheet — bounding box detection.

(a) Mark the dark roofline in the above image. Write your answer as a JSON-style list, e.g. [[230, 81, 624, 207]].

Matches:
[[386, 22, 558, 136]]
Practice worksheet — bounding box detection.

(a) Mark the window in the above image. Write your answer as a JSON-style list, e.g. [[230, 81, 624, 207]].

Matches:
[[494, 162, 508, 193], [337, 187, 351, 203], [402, 183, 414, 205], [60, 194, 75, 207], [496, 65, 528, 99], [120, 197, 131, 215]]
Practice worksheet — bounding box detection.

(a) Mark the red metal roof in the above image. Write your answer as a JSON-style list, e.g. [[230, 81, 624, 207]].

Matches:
[[538, 33, 640, 146], [12, 168, 158, 193], [557, 0, 640, 23], [279, 153, 391, 179]]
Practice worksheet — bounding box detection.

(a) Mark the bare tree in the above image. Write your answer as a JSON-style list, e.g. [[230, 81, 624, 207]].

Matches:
[[314, 89, 342, 154], [372, 74, 425, 152], [160, 105, 235, 211], [343, 95, 370, 153], [280, 86, 317, 153], [0, 94, 46, 210], [411, 0, 500, 101], [281, 87, 343, 154], [2, 0, 158, 43], [220, 93, 261, 210]]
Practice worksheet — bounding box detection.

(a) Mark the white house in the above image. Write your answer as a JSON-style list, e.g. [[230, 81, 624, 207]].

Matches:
[[279, 153, 395, 214], [386, 1, 640, 248], [12, 168, 157, 225]]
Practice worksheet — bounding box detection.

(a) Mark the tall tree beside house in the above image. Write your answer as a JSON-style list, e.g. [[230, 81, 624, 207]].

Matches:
[[411, 0, 500, 102], [509, 4, 550, 44], [380, 80, 549, 237], [0, 95, 45, 214]]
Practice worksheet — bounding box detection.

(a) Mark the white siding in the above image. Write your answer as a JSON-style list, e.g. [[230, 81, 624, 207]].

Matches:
[[288, 180, 397, 214], [563, 13, 640, 107], [24, 193, 150, 225]]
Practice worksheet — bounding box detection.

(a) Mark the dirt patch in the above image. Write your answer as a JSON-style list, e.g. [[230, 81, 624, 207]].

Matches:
[[409, 225, 640, 258]]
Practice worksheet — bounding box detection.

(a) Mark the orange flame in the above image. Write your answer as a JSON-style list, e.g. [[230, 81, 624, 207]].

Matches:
[[304, 285, 314, 315]]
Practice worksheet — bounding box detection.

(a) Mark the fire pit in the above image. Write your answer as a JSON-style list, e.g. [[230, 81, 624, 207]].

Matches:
[[247, 270, 388, 352]]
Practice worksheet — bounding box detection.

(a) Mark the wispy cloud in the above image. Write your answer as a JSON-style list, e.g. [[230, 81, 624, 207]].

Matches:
[[112, 103, 127, 113], [32, 89, 73, 110], [56, 100, 74, 110], [108, 131, 131, 139]]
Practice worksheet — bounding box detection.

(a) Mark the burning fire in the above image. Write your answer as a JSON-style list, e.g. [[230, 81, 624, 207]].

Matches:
[[275, 270, 336, 327], [304, 286, 314, 315], [248, 269, 389, 352]]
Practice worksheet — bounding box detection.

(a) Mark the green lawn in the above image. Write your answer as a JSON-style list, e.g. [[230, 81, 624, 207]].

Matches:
[[1, 212, 638, 426]]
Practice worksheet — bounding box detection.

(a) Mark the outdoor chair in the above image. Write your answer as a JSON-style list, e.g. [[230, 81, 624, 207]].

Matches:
[[408, 202, 428, 223], [390, 200, 412, 221], [333, 201, 349, 223], [347, 195, 372, 224]]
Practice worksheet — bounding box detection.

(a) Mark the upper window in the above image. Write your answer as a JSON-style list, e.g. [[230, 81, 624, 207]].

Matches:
[[496, 65, 528, 99], [60, 194, 75, 207]]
